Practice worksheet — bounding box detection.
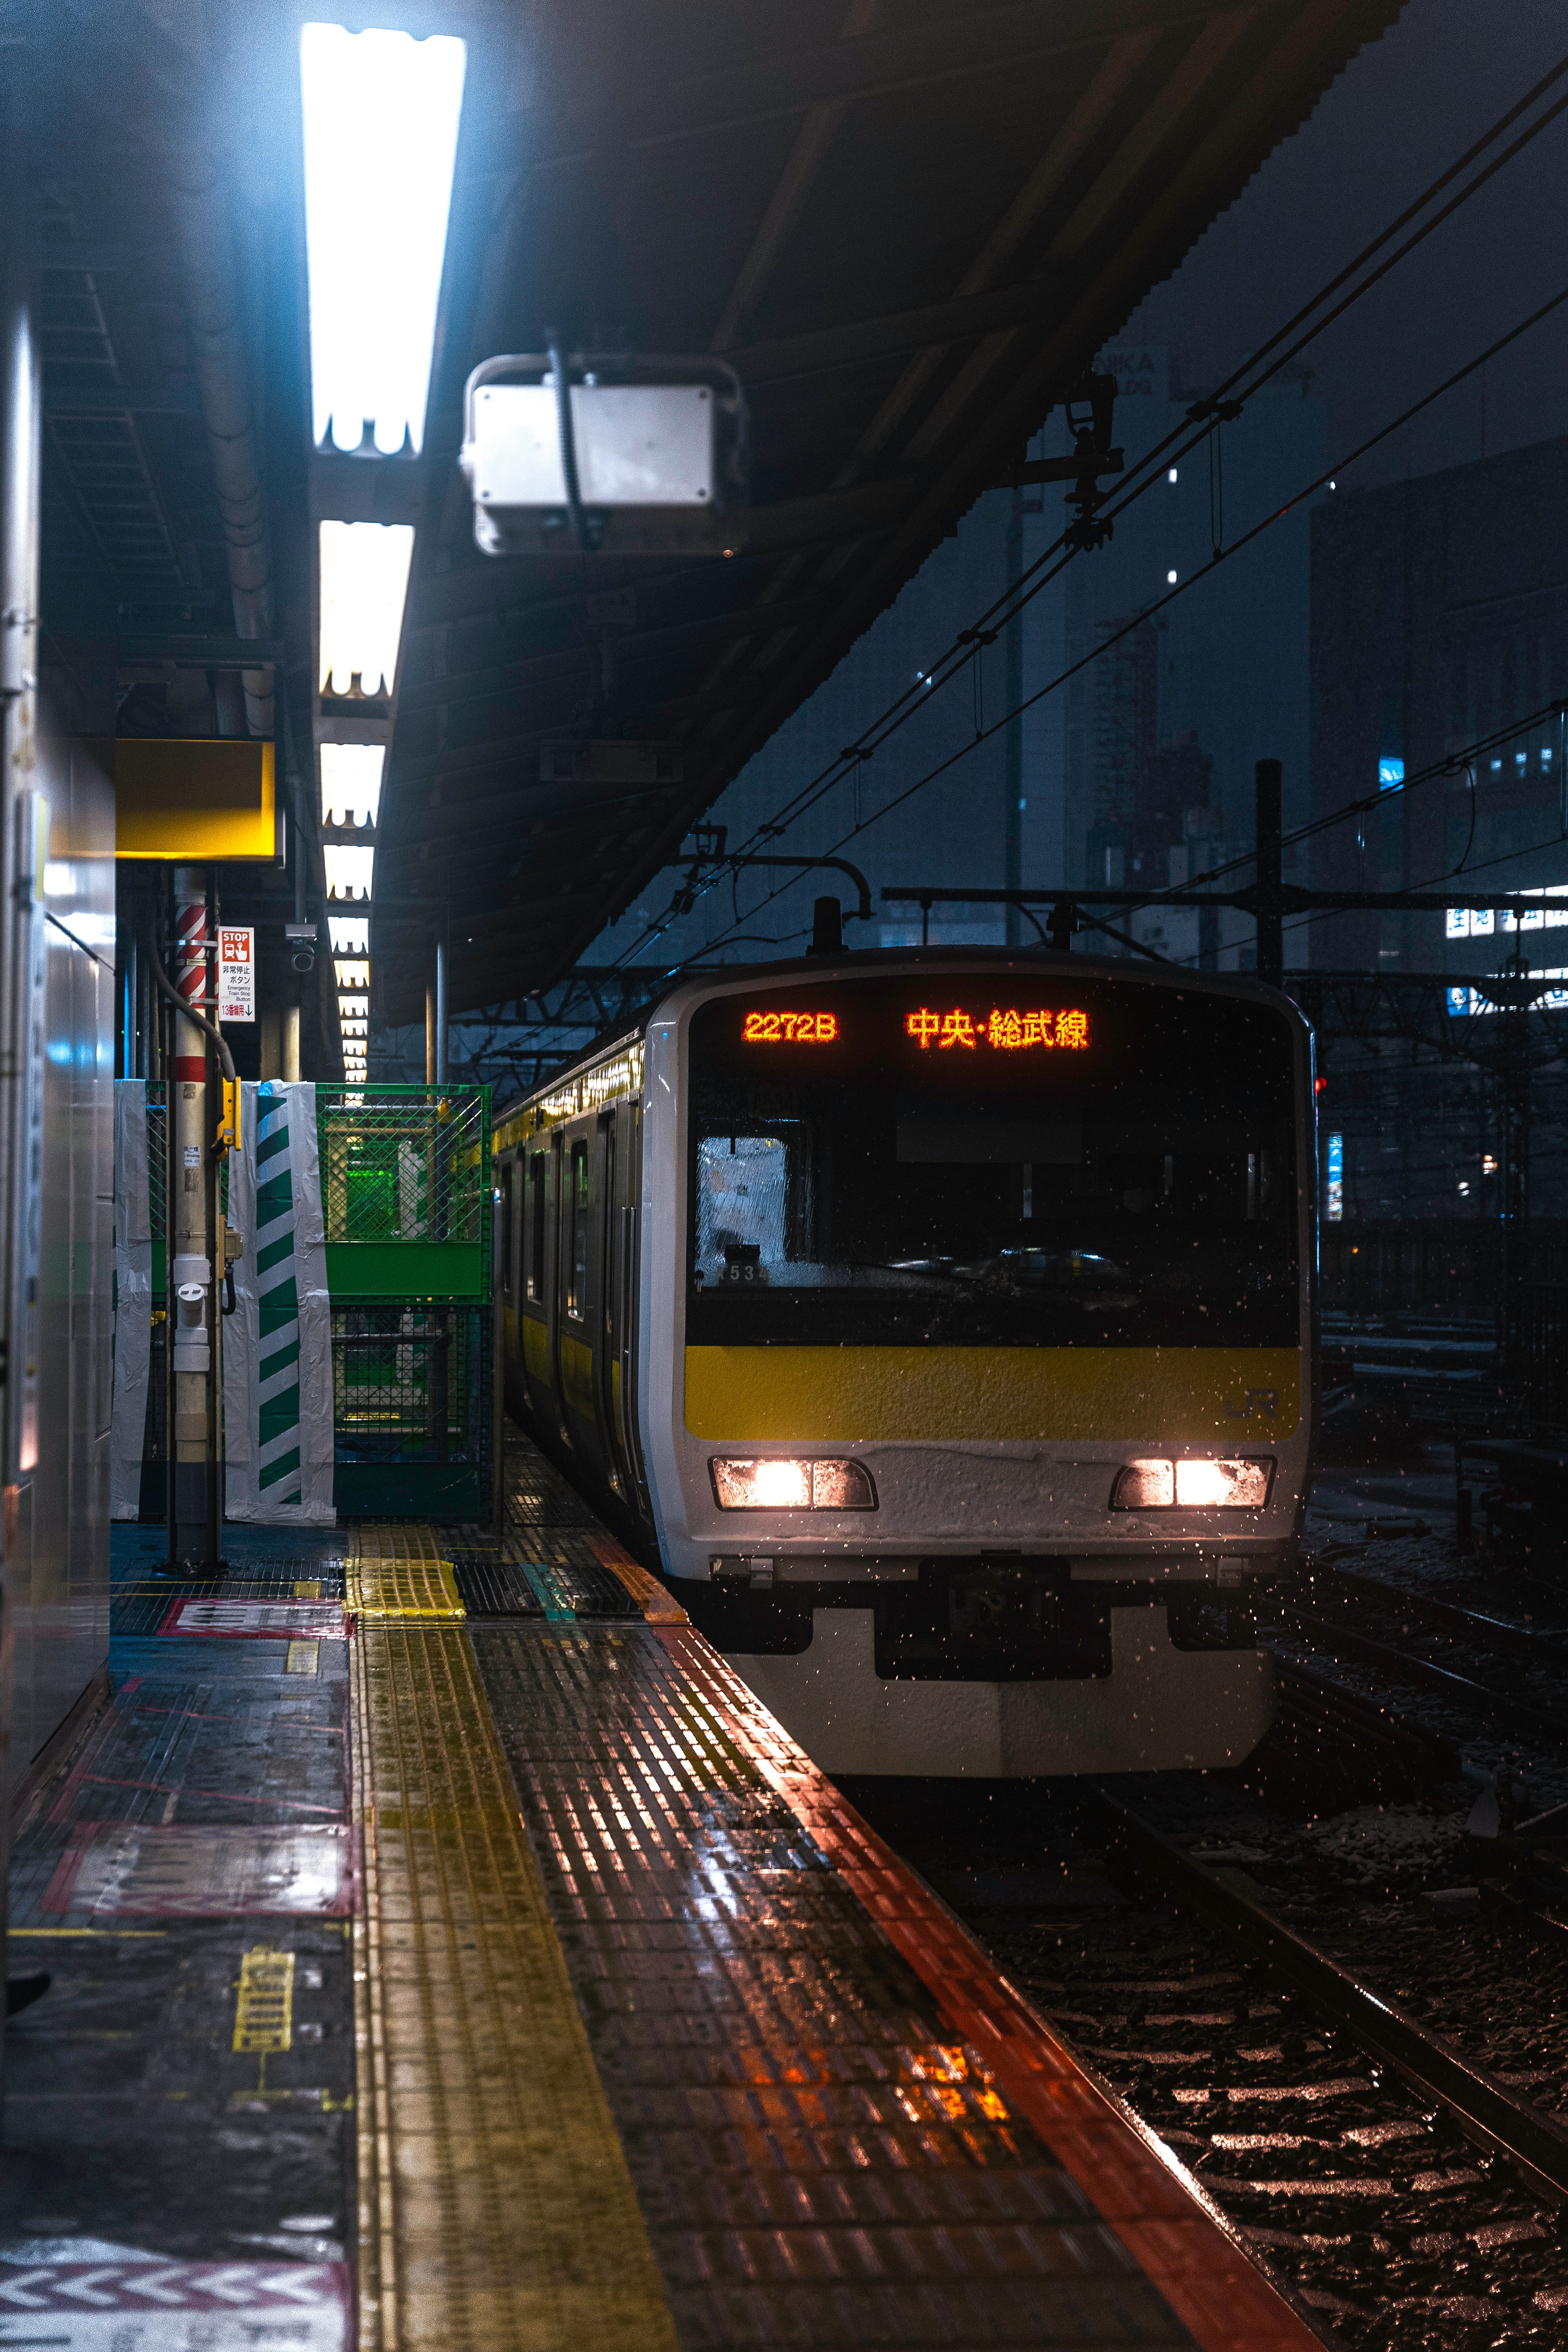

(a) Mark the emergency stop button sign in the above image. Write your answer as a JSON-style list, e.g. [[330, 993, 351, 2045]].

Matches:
[[218, 924, 255, 1023]]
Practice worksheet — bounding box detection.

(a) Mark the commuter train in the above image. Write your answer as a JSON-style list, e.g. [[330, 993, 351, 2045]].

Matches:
[[493, 951, 1314, 1775]]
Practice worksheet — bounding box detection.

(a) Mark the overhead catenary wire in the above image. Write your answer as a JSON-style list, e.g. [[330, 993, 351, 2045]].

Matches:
[[610, 54, 1568, 968], [657, 279, 1568, 973]]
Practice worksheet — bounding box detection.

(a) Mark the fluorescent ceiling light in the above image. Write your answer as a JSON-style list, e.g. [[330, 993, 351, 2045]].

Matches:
[[324, 844, 376, 900], [335, 959, 371, 989], [329, 915, 370, 955], [300, 22, 467, 455], [321, 742, 385, 829], [339, 994, 370, 1018], [319, 522, 413, 696]]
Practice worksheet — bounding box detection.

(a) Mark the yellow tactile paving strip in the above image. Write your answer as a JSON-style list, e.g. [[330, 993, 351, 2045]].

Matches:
[[345, 1525, 466, 1620], [350, 1615, 677, 2352]]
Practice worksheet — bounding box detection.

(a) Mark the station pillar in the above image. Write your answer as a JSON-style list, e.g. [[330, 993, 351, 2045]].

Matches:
[[169, 865, 216, 1567]]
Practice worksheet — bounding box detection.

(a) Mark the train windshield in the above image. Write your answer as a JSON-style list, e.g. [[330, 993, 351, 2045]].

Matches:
[[685, 971, 1301, 1348]]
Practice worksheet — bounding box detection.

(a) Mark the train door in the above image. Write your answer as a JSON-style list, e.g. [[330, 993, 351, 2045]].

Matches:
[[548, 1131, 568, 1439], [519, 1145, 549, 1424], [612, 1100, 652, 1524], [558, 1126, 600, 1458]]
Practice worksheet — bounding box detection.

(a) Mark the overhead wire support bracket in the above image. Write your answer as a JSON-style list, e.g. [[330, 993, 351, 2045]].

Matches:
[[670, 848, 873, 924]]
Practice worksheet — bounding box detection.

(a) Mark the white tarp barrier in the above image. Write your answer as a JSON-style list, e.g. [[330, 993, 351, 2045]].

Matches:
[[223, 1081, 335, 1523], [110, 1080, 152, 1519]]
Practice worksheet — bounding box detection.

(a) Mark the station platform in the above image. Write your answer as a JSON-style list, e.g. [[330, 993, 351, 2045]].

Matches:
[[3, 1439, 1321, 2351]]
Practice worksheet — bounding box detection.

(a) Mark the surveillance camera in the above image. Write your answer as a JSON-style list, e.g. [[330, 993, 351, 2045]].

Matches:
[[291, 947, 316, 974]]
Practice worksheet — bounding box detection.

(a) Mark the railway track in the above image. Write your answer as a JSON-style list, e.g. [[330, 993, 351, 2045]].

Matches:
[[850, 1773, 1568, 2348], [1264, 1554, 1568, 1753]]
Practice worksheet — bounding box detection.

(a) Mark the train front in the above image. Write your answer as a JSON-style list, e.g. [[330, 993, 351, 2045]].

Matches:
[[638, 957, 1313, 1775]]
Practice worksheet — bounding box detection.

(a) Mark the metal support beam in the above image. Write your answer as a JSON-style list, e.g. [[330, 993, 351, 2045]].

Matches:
[[729, 274, 1068, 387]]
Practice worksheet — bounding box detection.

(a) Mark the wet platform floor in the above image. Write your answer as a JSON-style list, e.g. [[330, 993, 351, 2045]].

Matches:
[[2, 1443, 1316, 2350]]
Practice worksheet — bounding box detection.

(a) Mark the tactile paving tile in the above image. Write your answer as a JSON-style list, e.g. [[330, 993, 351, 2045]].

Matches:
[[348, 1621, 678, 2351], [344, 1525, 465, 1620], [474, 1622, 1200, 2350]]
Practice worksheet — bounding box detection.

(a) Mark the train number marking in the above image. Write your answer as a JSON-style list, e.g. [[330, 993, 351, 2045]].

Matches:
[[742, 1009, 839, 1043]]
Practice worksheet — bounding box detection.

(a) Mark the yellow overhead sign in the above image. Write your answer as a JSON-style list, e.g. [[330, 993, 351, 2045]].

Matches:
[[115, 739, 281, 862]]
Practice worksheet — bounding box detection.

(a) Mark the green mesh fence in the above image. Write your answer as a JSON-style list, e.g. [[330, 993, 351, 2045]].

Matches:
[[315, 1087, 494, 1515], [316, 1086, 491, 1249], [331, 1304, 489, 1468]]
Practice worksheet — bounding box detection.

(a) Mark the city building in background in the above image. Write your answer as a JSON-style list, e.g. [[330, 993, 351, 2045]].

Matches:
[[1308, 432, 1568, 1241]]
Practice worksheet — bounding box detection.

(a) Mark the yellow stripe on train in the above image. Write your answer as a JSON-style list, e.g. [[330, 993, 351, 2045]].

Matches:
[[683, 1347, 1301, 1445]]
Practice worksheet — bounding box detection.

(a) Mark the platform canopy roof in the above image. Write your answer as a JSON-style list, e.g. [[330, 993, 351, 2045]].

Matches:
[[24, 0, 1400, 1040]]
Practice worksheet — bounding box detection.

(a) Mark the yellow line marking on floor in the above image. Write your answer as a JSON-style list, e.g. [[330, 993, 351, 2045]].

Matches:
[[294, 1579, 323, 1598], [9, 1927, 167, 1938], [286, 1639, 321, 1675], [350, 1615, 677, 2352], [586, 1533, 688, 1624], [345, 1526, 466, 1621]]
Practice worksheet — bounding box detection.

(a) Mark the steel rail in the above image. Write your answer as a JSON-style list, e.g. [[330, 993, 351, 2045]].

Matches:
[[1303, 1557, 1568, 1655], [1092, 1787, 1568, 2208], [1267, 1599, 1568, 1748]]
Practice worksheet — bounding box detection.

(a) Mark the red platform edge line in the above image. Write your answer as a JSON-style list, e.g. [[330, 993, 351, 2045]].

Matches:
[[657, 1624, 1325, 2352]]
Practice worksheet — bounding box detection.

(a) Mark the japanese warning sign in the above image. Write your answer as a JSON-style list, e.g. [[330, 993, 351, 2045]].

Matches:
[[218, 925, 255, 1023]]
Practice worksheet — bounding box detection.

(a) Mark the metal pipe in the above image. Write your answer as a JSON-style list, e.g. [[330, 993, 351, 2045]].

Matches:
[[282, 1002, 301, 1084], [425, 983, 437, 1085], [169, 144, 274, 739], [168, 867, 217, 1567], [435, 935, 449, 1084]]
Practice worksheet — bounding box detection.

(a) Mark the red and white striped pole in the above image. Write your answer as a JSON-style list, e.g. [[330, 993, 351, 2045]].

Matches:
[[170, 864, 214, 1564], [172, 872, 209, 1082]]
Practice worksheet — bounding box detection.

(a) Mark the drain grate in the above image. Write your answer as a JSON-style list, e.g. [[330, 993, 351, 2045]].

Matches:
[[450, 1552, 641, 1621]]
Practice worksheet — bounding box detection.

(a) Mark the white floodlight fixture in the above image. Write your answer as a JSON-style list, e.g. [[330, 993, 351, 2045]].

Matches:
[[319, 522, 414, 697], [321, 742, 385, 829], [324, 844, 376, 900], [339, 993, 370, 1020], [335, 959, 372, 990], [301, 22, 467, 456], [329, 914, 370, 955], [461, 352, 750, 557]]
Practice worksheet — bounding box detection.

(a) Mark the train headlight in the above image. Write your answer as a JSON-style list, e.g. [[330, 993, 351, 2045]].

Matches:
[[710, 1458, 878, 1510], [1110, 1458, 1274, 1510]]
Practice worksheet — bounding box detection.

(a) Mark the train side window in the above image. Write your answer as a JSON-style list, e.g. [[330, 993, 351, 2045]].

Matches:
[[527, 1152, 546, 1301], [499, 1163, 515, 1296], [567, 1141, 590, 1319]]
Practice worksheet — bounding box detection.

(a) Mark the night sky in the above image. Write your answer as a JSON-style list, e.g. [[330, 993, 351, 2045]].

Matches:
[[1121, 0, 1568, 490]]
